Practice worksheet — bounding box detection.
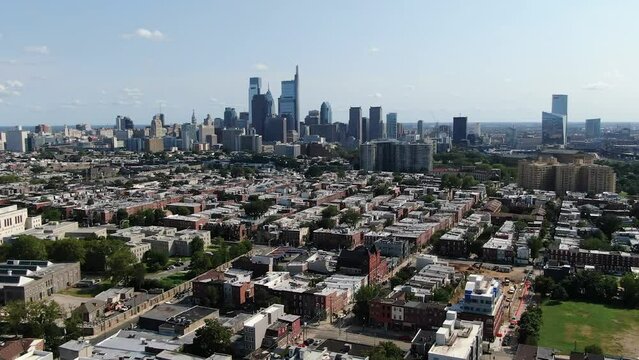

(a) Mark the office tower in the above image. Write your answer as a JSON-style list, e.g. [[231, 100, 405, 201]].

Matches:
[[239, 133, 263, 153], [551, 94, 568, 117], [248, 77, 262, 125], [309, 124, 336, 142], [305, 110, 320, 126], [34, 124, 51, 134], [287, 130, 299, 143], [417, 120, 424, 139], [585, 118, 602, 138], [150, 116, 165, 138], [542, 112, 567, 146], [278, 66, 300, 133], [180, 123, 197, 151], [386, 113, 398, 139], [369, 106, 383, 141], [251, 91, 274, 136], [348, 107, 363, 143], [153, 113, 165, 127], [6, 126, 29, 152], [320, 102, 332, 124], [238, 112, 249, 129], [264, 116, 287, 143], [115, 115, 134, 131], [468, 122, 481, 137], [452, 117, 468, 144], [198, 124, 217, 146], [223, 107, 238, 128], [221, 128, 245, 152], [361, 117, 369, 143], [191, 109, 197, 125], [203, 114, 214, 126]]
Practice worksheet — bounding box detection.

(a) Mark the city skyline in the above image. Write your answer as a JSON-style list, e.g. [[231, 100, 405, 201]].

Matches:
[[1, 1, 639, 125]]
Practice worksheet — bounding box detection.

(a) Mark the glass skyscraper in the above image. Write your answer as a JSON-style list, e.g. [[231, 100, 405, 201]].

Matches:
[[386, 113, 397, 139], [278, 66, 299, 133], [248, 77, 262, 125], [542, 112, 566, 145], [320, 102, 332, 124]]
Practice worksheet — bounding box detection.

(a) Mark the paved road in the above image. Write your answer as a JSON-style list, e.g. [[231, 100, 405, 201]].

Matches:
[[146, 260, 191, 280]]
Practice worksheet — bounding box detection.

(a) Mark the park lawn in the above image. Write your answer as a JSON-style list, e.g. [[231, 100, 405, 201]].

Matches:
[[539, 300, 639, 356], [59, 282, 112, 298], [158, 272, 190, 289]]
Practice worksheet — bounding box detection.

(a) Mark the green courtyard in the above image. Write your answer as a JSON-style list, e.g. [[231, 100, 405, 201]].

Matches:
[[539, 301, 639, 356]]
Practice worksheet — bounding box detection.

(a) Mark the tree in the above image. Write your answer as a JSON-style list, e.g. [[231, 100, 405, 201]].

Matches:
[[621, 273, 639, 307], [584, 344, 603, 355], [461, 175, 478, 189], [144, 250, 169, 272], [441, 173, 462, 190], [7, 235, 48, 260], [533, 276, 555, 297], [190, 236, 205, 254], [175, 206, 191, 216], [529, 236, 543, 259], [550, 285, 568, 301], [421, 194, 436, 203], [46, 238, 86, 264], [353, 285, 381, 324], [189, 251, 214, 277], [64, 312, 83, 341], [5, 300, 62, 350], [518, 306, 542, 345], [242, 199, 271, 218], [321, 205, 339, 218], [596, 214, 622, 239], [318, 217, 336, 229], [187, 319, 232, 357], [340, 209, 362, 228], [107, 248, 138, 285], [42, 208, 62, 222], [368, 342, 405, 360], [432, 286, 454, 303], [130, 263, 146, 289]]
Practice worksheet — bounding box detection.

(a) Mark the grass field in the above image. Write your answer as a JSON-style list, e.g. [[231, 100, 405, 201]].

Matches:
[[539, 300, 639, 356]]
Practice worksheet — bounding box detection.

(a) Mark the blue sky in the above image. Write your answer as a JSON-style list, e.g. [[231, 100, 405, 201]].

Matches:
[[0, 1, 638, 125]]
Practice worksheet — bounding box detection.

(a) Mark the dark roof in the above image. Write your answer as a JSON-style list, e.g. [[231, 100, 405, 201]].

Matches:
[[317, 339, 373, 358], [570, 352, 605, 360]]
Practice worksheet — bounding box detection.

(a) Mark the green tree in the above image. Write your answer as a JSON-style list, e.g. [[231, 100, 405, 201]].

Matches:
[[8, 235, 48, 260], [461, 175, 478, 189], [318, 217, 336, 229], [131, 263, 147, 289], [534, 276, 555, 297], [340, 209, 362, 228], [620, 273, 639, 307], [107, 248, 138, 285], [595, 214, 623, 239], [63, 312, 84, 341], [187, 319, 232, 357], [353, 285, 381, 324], [175, 206, 191, 216], [189, 251, 214, 277], [46, 238, 86, 264], [321, 205, 340, 218], [144, 250, 169, 272], [550, 285, 568, 301], [584, 344, 603, 355], [242, 199, 271, 218], [190, 236, 205, 254], [432, 286, 454, 303], [441, 173, 462, 190], [529, 236, 543, 258], [368, 342, 405, 360], [42, 208, 62, 222], [519, 306, 542, 345]]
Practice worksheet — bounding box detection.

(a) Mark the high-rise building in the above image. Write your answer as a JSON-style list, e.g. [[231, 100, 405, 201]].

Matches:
[[248, 77, 262, 125], [115, 115, 134, 131], [180, 123, 197, 151], [551, 94, 568, 117], [360, 139, 433, 173], [153, 113, 165, 127], [585, 118, 602, 138], [361, 117, 369, 143], [251, 90, 275, 137], [452, 117, 468, 144], [203, 114, 214, 126], [517, 156, 616, 193], [34, 124, 51, 134], [348, 107, 363, 143], [542, 112, 567, 146], [239, 133, 262, 153], [6, 126, 29, 152], [304, 110, 320, 126], [417, 120, 424, 139], [320, 102, 332, 124], [278, 66, 299, 133], [224, 108, 238, 128], [198, 124, 217, 146], [264, 116, 287, 143], [221, 128, 245, 152], [191, 109, 197, 125], [386, 113, 398, 139], [368, 106, 383, 141], [150, 116, 165, 138], [238, 112, 249, 129]]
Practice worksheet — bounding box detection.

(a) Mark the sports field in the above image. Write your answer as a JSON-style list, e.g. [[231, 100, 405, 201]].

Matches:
[[539, 301, 639, 356]]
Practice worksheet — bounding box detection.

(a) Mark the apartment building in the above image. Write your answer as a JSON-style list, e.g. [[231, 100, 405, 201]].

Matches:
[[0, 260, 81, 304], [0, 205, 28, 240], [428, 311, 483, 360]]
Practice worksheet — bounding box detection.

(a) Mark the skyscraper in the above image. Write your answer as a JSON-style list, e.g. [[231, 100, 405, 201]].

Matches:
[[115, 115, 134, 131], [386, 113, 398, 139], [305, 110, 320, 126], [361, 117, 369, 143], [452, 117, 468, 144], [585, 118, 601, 138], [248, 77, 262, 125], [223, 107, 238, 128], [320, 102, 332, 124], [542, 112, 567, 146], [417, 120, 424, 139], [369, 106, 383, 141], [150, 116, 165, 138], [348, 107, 363, 143], [6, 126, 28, 152], [191, 109, 197, 125], [278, 66, 299, 133], [551, 94, 568, 117], [251, 91, 274, 137], [180, 123, 197, 151]]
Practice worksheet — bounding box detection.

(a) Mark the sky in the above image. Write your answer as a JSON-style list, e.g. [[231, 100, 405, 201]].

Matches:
[[1, 0, 638, 126]]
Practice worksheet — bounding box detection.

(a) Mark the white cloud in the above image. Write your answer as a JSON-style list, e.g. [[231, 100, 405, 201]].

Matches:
[[122, 87, 143, 98], [369, 92, 383, 98], [0, 80, 23, 98], [6, 80, 23, 88], [23, 45, 49, 55], [253, 63, 269, 71], [123, 28, 166, 41], [369, 46, 380, 53], [583, 81, 611, 91], [60, 99, 83, 109], [113, 87, 144, 106]]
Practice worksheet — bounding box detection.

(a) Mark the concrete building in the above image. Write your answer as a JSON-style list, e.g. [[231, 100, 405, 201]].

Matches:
[[585, 118, 601, 138], [452, 117, 468, 145], [360, 140, 433, 173], [0, 205, 28, 240], [455, 274, 504, 340], [274, 143, 301, 158], [517, 157, 616, 193], [243, 304, 285, 352], [386, 113, 398, 139], [428, 311, 483, 360], [0, 260, 81, 304], [6, 126, 29, 152], [348, 107, 363, 144]]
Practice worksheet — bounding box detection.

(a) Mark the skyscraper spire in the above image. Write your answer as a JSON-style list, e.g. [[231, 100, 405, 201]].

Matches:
[[191, 109, 197, 125]]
